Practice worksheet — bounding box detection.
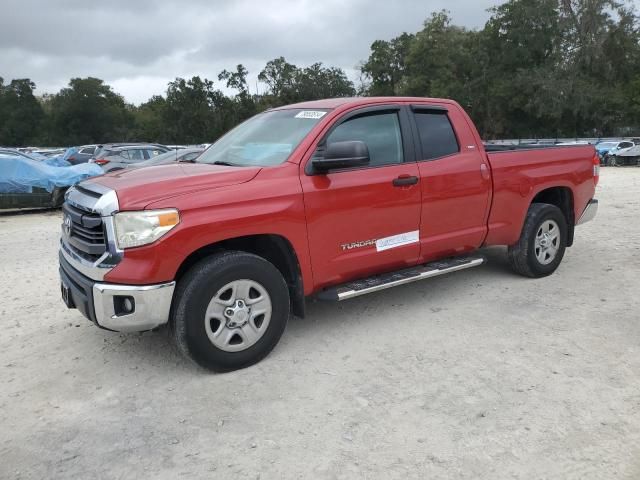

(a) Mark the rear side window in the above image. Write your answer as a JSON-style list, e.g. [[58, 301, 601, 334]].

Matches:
[[128, 149, 145, 161], [413, 111, 459, 160], [326, 112, 404, 167]]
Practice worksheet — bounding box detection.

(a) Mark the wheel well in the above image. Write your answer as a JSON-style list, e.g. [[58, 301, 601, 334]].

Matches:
[[531, 187, 575, 246], [175, 234, 305, 317]]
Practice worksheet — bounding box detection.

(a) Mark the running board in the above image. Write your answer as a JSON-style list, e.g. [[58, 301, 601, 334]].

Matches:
[[316, 256, 485, 301]]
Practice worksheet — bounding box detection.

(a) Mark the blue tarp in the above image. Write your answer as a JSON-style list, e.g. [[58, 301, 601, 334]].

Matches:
[[43, 156, 72, 167], [0, 156, 103, 193], [42, 147, 78, 167]]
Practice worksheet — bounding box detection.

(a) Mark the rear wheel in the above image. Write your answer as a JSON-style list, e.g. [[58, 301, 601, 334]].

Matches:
[[172, 251, 289, 372], [507, 203, 568, 278]]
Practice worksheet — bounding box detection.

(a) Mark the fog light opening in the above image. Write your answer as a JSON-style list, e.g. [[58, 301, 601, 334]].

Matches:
[[114, 295, 135, 316]]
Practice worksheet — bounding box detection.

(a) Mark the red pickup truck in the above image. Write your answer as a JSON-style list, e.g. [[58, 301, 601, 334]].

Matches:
[[59, 97, 599, 371]]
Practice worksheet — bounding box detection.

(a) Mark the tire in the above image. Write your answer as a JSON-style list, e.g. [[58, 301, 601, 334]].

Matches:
[[507, 203, 568, 278], [172, 251, 290, 372]]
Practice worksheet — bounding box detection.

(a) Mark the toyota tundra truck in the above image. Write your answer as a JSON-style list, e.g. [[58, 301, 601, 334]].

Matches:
[[59, 97, 599, 371]]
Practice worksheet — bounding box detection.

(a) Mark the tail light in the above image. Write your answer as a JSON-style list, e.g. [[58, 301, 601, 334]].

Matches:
[[592, 152, 600, 186], [93, 159, 110, 165]]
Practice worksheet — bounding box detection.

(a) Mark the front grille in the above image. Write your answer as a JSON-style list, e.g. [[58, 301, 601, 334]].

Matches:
[[62, 202, 106, 261]]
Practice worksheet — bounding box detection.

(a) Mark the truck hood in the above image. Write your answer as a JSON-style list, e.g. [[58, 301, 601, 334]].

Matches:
[[86, 163, 261, 210]]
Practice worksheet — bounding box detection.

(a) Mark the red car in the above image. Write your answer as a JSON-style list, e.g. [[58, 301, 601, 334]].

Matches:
[[59, 97, 599, 371]]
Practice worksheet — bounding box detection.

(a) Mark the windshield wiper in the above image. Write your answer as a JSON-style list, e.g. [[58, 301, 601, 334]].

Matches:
[[211, 161, 242, 167]]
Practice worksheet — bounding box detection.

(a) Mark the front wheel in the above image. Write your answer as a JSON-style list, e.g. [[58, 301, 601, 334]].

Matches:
[[172, 251, 290, 372], [507, 203, 568, 278]]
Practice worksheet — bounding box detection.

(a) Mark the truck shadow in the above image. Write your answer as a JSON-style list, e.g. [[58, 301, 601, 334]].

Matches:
[[81, 247, 516, 374], [286, 246, 513, 338]]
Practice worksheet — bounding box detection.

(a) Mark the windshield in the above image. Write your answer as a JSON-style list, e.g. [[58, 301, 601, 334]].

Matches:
[[197, 108, 329, 167], [598, 142, 617, 148]]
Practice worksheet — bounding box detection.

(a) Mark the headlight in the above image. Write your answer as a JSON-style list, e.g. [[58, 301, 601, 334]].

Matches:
[[114, 209, 180, 249]]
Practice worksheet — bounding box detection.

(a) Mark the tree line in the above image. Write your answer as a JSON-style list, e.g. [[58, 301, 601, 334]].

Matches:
[[1, 0, 639, 147]]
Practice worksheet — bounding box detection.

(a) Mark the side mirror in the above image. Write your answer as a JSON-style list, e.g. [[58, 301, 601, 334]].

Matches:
[[312, 141, 369, 173]]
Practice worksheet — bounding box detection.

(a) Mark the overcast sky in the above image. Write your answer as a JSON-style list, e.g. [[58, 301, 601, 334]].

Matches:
[[0, 0, 500, 104]]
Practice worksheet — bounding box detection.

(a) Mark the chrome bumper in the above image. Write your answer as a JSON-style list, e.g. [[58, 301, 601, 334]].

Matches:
[[577, 199, 598, 225], [93, 281, 175, 332]]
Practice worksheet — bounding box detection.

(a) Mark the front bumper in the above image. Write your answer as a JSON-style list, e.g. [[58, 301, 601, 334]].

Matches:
[[577, 199, 598, 225], [59, 252, 175, 332]]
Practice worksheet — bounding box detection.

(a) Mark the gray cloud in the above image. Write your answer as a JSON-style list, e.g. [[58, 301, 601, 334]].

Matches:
[[0, 0, 499, 104]]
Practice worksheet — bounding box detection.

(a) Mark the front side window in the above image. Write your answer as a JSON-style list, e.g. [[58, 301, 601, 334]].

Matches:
[[197, 109, 328, 167], [414, 111, 459, 160], [325, 112, 404, 167]]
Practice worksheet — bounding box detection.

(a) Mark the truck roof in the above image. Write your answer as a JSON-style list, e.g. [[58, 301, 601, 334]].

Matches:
[[275, 96, 456, 110]]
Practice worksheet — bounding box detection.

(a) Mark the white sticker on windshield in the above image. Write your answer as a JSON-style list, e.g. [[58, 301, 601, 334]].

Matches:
[[376, 231, 419, 252], [295, 110, 327, 119]]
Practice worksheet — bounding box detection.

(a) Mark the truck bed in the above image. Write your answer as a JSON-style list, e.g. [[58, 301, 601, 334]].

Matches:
[[484, 144, 597, 246]]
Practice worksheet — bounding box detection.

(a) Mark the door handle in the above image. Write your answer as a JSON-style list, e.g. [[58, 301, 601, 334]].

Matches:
[[480, 163, 490, 181], [392, 175, 419, 187]]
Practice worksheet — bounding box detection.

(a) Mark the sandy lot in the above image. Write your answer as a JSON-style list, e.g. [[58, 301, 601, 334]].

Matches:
[[1, 168, 639, 480]]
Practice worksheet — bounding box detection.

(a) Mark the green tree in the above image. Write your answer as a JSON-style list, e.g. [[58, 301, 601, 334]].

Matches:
[[48, 77, 132, 145], [360, 33, 414, 96], [219, 64, 257, 122], [163, 76, 228, 144], [258, 57, 299, 105], [258, 57, 355, 106], [133, 95, 169, 142], [0, 78, 44, 146]]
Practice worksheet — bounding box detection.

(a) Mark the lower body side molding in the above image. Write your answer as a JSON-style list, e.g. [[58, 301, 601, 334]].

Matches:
[[315, 255, 485, 301]]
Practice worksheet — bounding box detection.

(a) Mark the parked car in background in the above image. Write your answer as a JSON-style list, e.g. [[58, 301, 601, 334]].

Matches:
[[65, 145, 98, 165], [91, 143, 168, 161], [595, 141, 621, 160], [127, 147, 204, 169], [0, 148, 47, 161], [89, 144, 170, 172], [33, 148, 67, 157], [0, 153, 102, 209], [601, 140, 634, 164], [610, 145, 640, 166]]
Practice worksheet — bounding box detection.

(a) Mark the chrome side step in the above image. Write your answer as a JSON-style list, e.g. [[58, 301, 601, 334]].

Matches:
[[316, 256, 485, 301]]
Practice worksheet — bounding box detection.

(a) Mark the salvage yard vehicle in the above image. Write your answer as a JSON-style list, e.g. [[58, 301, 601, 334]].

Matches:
[[603, 140, 635, 165], [89, 144, 170, 172], [66, 145, 98, 165], [126, 147, 204, 169], [0, 153, 102, 209], [609, 144, 640, 166], [58, 97, 599, 371]]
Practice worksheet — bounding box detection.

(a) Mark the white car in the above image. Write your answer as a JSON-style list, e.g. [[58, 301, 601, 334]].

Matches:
[[607, 141, 635, 157]]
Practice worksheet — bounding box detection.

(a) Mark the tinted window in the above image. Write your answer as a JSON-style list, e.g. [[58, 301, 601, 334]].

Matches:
[[326, 112, 403, 167], [414, 111, 459, 160], [620, 142, 633, 148], [80, 147, 95, 154]]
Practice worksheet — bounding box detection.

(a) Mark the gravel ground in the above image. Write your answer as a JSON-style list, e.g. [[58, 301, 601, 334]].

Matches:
[[1, 168, 639, 480]]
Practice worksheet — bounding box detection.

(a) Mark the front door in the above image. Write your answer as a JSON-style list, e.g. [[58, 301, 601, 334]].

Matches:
[[300, 107, 422, 288]]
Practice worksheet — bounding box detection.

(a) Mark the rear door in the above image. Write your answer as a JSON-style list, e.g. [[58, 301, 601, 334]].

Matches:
[[300, 106, 422, 288], [409, 105, 491, 260]]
